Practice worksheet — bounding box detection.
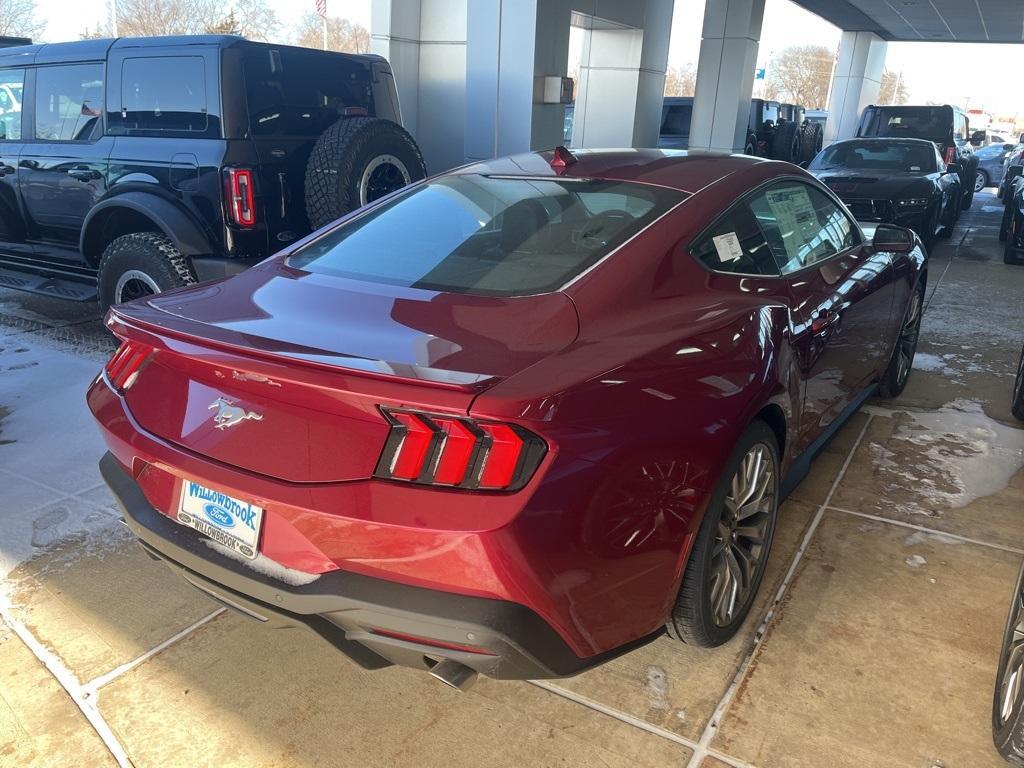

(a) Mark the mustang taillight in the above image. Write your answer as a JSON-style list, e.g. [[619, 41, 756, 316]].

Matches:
[[374, 408, 546, 492], [104, 341, 150, 391], [224, 167, 256, 227]]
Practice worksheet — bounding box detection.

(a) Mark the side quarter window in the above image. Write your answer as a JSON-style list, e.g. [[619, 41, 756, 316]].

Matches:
[[0, 68, 25, 141], [691, 203, 780, 276], [749, 182, 861, 275]]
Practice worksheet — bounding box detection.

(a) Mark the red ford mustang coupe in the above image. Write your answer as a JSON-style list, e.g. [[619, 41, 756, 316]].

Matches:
[[89, 148, 926, 690]]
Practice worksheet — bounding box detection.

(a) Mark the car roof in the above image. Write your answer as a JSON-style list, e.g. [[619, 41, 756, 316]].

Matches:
[[453, 148, 768, 195], [0, 35, 382, 67]]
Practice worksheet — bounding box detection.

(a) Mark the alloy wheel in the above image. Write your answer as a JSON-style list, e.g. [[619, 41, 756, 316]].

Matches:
[[976, 171, 988, 193], [359, 154, 411, 205], [998, 583, 1024, 725], [894, 286, 923, 388], [708, 443, 777, 627], [114, 269, 159, 304]]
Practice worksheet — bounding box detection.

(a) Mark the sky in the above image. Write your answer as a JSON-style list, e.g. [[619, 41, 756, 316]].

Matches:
[[30, 0, 1024, 115]]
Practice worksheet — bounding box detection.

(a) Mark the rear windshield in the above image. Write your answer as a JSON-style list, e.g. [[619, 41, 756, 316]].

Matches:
[[811, 141, 936, 173], [860, 108, 951, 142], [288, 175, 685, 296], [243, 47, 373, 138]]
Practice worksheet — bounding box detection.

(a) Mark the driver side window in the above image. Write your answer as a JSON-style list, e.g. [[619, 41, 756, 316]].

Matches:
[[749, 182, 860, 275]]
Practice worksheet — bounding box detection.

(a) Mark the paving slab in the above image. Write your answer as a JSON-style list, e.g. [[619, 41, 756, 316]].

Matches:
[[98, 611, 690, 768], [832, 404, 1024, 548], [0, 619, 114, 768], [556, 499, 816, 741], [714, 510, 1019, 768], [6, 521, 218, 683]]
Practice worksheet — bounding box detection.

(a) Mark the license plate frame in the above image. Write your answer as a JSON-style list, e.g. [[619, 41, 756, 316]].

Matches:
[[176, 479, 264, 560]]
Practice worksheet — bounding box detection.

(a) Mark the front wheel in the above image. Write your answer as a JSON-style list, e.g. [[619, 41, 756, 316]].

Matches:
[[878, 279, 924, 398], [97, 232, 196, 311], [993, 561, 1024, 764], [976, 170, 989, 193], [666, 421, 779, 647]]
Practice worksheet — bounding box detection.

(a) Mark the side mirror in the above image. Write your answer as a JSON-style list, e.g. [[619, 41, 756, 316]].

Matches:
[[1004, 143, 1016, 151], [872, 224, 915, 253], [1007, 165, 1024, 182]]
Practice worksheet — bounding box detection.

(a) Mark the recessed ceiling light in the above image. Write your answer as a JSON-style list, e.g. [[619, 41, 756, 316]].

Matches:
[[902, 1, 917, 5]]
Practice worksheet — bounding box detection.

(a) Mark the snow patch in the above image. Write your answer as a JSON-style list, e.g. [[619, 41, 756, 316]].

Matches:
[[905, 554, 927, 568], [203, 541, 321, 586], [869, 399, 1024, 517]]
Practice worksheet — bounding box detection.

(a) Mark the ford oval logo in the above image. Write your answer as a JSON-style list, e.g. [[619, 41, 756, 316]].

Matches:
[[203, 503, 235, 528]]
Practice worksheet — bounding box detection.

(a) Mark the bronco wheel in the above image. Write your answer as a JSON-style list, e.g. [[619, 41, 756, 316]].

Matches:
[[304, 117, 426, 230], [97, 232, 196, 311], [666, 421, 779, 647], [993, 561, 1024, 764], [1012, 345, 1024, 422], [770, 120, 801, 164], [878, 279, 924, 398]]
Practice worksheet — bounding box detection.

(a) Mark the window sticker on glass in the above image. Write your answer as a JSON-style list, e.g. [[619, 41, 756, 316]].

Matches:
[[764, 186, 820, 263], [712, 232, 744, 262]]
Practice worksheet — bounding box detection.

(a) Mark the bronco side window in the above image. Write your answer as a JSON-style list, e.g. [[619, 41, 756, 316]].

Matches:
[[34, 64, 104, 142], [0, 68, 25, 141], [113, 57, 208, 134]]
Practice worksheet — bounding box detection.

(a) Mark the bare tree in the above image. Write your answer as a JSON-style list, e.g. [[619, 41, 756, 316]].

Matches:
[[878, 69, 910, 106], [664, 63, 697, 97], [213, 0, 277, 41], [763, 45, 835, 108], [115, 0, 220, 36], [293, 13, 369, 53], [0, 0, 45, 39]]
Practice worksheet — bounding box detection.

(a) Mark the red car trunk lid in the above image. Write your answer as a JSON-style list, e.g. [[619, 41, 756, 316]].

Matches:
[[109, 263, 577, 483]]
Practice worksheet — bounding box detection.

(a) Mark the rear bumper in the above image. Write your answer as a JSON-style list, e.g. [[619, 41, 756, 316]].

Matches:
[[100, 452, 658, 680]]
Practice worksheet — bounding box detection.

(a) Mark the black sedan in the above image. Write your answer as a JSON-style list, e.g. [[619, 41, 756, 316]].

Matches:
[[809, 137, 961, 250]]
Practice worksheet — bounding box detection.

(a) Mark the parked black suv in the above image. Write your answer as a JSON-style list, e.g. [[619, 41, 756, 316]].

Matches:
[[0, 36, 425, 309], [856, 104, 979, 212]]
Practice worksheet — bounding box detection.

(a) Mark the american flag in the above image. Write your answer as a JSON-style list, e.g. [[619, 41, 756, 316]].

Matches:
[[316, 0, 327, 18]]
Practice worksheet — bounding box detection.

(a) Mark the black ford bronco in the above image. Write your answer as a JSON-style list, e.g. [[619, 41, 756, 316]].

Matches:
[[0, 35, 425, 309]]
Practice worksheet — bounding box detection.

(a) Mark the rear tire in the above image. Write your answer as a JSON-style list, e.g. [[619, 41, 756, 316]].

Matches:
[[666, 421, 779, 647], [1005, 232, 1024, 265], [1012, 345, 1024, 422], [770, 121, 801, 164], [992, 560, 1024, 764], [976, 170, 989, 193], [97, 233, 196, 311], [1001, 198, 1015, 243], [743, 134, 757, 156], [878, 279, 924, 398], [304, 117, 426, 230]]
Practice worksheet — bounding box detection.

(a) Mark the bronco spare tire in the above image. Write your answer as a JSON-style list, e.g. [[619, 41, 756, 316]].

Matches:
[[304, 117, 426, 230]]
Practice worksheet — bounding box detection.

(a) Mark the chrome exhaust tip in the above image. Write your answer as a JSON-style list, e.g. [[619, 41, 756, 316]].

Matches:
[[428, 659, 479, 692]]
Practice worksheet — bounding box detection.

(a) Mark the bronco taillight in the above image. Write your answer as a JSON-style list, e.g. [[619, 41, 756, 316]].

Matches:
[[104, 341, 150, 392], [374, 408, 546, 491], [224, 167, 256, 227], [943, 146, 956, 165]]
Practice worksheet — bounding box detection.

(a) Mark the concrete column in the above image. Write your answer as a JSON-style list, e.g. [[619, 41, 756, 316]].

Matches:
[[371, 0, 467, 173], [688, 0, 766, 153], [571, 0, 674, 148], [824, 30, 887, 143], [464, 0, 540, 162]]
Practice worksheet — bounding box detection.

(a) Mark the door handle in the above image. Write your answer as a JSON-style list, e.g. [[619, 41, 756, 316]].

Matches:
[[811, 309, 841, 336], [67, 166, 99, 181]]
